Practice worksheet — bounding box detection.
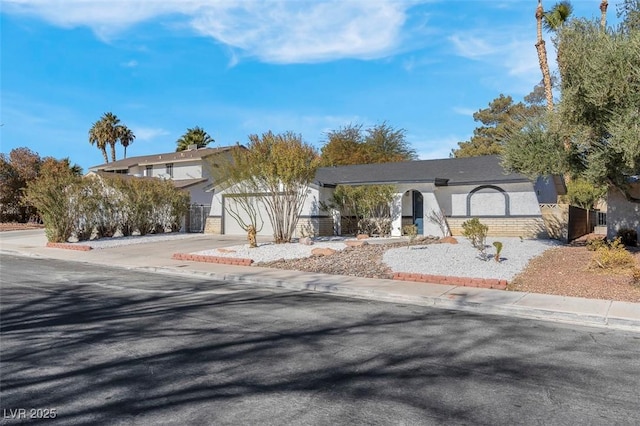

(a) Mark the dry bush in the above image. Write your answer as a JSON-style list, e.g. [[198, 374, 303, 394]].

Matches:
[[590, 238, 636, 271]]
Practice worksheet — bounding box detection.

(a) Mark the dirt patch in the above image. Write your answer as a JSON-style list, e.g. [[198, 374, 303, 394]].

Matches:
[[509, 246, 640, 303]]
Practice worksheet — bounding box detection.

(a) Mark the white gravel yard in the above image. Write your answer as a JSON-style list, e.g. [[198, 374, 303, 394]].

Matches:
[[195, 236, 560, 281], [195, 238, 351, 263], [383, 237, 561, 281]]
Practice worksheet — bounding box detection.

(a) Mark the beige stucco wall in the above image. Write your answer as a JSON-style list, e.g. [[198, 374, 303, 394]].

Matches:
[[607, 183, 640, 243]]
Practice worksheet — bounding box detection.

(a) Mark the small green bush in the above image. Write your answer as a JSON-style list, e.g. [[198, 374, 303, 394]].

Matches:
[[462, 218, 489, 258], [402, 224, 418, 246]]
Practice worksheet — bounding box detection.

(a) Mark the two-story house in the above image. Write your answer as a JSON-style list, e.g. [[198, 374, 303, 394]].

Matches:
[[88, 145, 235, 205]]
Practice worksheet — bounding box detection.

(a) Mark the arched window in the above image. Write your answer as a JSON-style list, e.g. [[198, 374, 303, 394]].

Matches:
[[467, 185, 509, 216]]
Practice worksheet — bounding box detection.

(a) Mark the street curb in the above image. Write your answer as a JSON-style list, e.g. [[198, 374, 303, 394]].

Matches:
[[138, 265, 640, 332]]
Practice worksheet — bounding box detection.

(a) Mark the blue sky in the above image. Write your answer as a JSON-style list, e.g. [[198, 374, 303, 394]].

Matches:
[[0, 1, 620, 172]]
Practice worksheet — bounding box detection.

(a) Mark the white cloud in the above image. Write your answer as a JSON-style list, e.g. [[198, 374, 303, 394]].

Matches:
[[4, 0, 419, 63], [448, 28, 556, 94], [411, 135, 462, 160], [452, 107, 476, 117], [121, 59, 138, 68], [132, 126, 170, 141]]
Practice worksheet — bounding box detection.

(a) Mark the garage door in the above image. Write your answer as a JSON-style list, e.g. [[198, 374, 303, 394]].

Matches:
[[223, 196, 274, 237]]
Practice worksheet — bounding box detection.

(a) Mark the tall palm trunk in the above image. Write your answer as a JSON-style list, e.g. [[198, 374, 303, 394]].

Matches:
[[535, 0, 554, 111], [110, 142, 117, 162], [600, 0, 608, 30], [101, 148, 109, 164]]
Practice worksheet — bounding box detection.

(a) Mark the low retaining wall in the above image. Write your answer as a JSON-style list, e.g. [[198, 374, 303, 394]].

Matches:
[[393, 272, 508, 290], [172, 252, 253, 266], [46, 242, 92, 251]]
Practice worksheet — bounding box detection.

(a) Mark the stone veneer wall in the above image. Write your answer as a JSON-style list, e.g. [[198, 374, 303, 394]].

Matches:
[[296, 216, 334, 237], [447, 217, 548, 238], [204, 216, 222, 234]]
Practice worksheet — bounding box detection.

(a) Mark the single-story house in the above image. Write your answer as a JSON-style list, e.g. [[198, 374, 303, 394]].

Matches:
[[606, 178, 640, 244], [205, 155, 566, 238]]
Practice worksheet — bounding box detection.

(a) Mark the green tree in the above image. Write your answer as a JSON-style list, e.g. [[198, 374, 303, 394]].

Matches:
[[0, 148, 81, 222], [214, 132, 320, 244], [452, 92, 543, 158], [364, 122, 416, 163], [176, 126, 214, 151], [503, 14, 640, 203], [320, 184, 395, 236], [618, 0, 640, 33], [563, 178, 607, 209], [320, 122, 415, 166]]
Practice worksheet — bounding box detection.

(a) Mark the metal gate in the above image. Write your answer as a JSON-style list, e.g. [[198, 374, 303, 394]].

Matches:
[[187, 204, 210, 233]]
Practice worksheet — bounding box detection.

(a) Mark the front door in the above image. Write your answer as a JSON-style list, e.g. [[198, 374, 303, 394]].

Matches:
[[412, 191, 424, 234]]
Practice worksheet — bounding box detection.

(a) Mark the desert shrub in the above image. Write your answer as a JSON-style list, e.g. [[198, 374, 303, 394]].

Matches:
[[492, 241, 503, 262], [462, 218, 489, 259], [586, 237, 607, 251], [591, 238, 636, 270], [403, 224, 418, 246], [24, 160, 80, 243], [632, 267, 640, 286], [321, 184, 395, 236], [616, 228, 638, 247]]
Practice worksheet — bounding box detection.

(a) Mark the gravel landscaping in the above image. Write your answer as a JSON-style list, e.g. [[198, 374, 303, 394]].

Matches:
[[195, 236, 561, 281]]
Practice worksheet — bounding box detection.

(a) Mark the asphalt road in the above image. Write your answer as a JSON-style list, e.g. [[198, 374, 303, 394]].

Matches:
[[1, 255, 640, 425]]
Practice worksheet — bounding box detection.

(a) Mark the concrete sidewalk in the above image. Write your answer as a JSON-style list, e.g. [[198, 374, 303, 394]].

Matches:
[[1, 229, 639, 332]]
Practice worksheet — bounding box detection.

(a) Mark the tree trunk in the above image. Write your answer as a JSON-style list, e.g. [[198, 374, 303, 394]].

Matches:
[[110, 143, 117, 162], [600, 0, 608, 31], [102, 148, 109, 164], [536, 0, 554, 111]]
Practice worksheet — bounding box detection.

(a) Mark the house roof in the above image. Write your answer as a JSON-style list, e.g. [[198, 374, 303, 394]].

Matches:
[[314, 155, 530, 187], [87, 171, 207, 190], [89, 146, 235, 172]]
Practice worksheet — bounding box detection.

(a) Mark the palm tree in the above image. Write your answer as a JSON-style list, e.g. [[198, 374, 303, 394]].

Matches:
[[535, 0, 573, 111], [88, 117, 110, 164], [88, 112, 122, 163], [600, 0, 608, 30], [118, 126, 135, 159], [176, 126, 214, 152]]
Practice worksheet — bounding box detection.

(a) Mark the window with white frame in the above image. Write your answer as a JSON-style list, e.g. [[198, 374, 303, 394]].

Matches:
[[165, 163, 174, 178], [145, 165, 153, 177]]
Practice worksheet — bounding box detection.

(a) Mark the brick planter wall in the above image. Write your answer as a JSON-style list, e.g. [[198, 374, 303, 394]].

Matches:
[[393, 272, 507, 290], [172, 252, 253, 266], [46, 242, 92, 251]]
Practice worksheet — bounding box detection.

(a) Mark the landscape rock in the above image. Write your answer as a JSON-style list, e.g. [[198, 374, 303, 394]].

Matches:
[[440, 236, 458, 244], [311, 247, 337, 257], [356, 234, 369, 240], [345, 240, 369, 247], [298, 237, 314, 246]]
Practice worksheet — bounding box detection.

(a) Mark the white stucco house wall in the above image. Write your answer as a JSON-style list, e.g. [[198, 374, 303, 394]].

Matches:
[[606, 179, 640, 244], [206, 155, 566, 239], [88, 146, 235, 205]]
